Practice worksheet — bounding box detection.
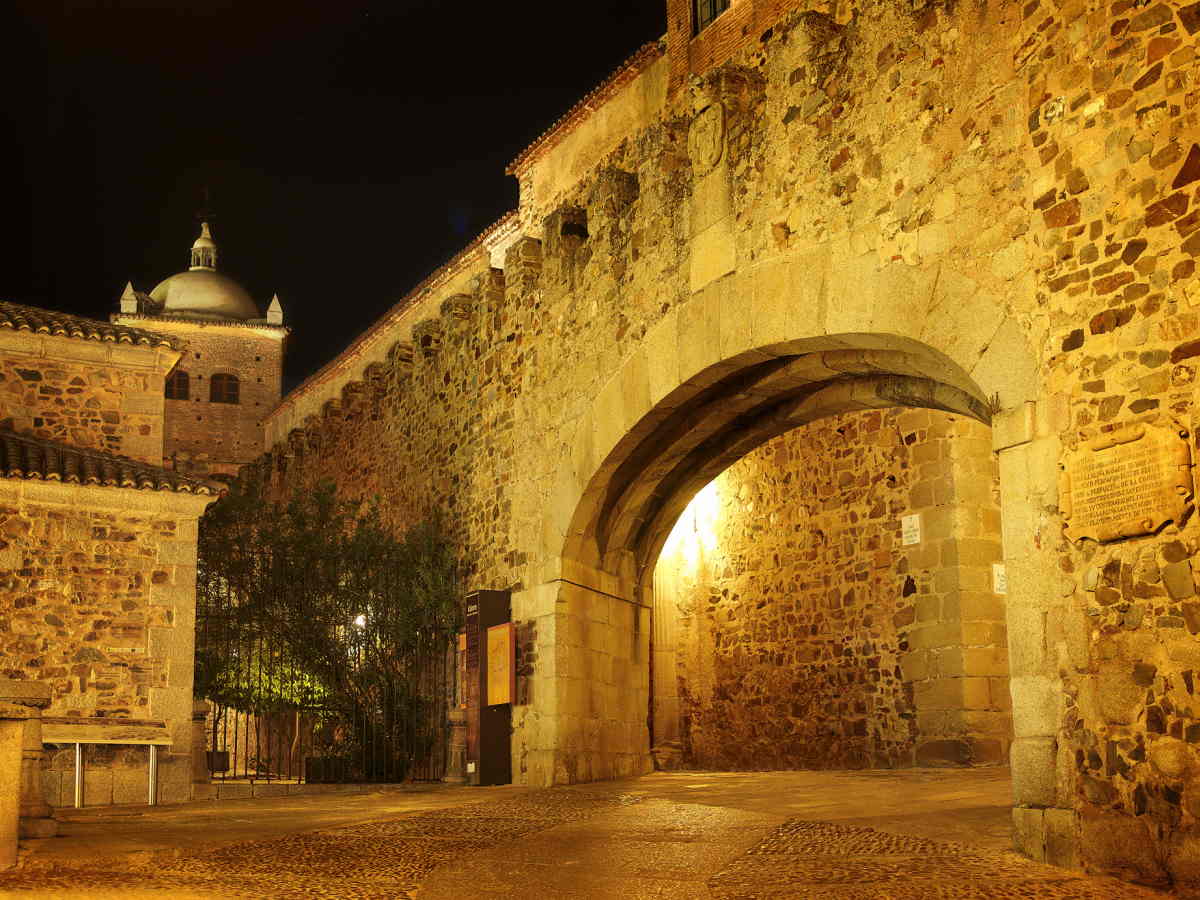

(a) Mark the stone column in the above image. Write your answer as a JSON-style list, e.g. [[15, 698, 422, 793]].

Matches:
[[0, 680, 56, 840], [191, 700, 210, 785], [993, 402, 1077, 869], [0, 700, 38, 869], [444, 707, 467, 784]]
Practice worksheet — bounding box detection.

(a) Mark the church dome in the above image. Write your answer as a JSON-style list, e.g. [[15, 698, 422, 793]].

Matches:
[[148, 222, 261, 321], [149, 270, 260, 321]]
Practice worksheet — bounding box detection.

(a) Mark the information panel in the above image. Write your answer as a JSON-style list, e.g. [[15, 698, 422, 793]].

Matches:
[[486, 623, 514, 707], [1061, 423, 1193, 543]]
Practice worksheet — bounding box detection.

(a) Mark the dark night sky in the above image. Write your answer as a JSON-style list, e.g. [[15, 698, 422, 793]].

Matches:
[[6, 1, 666, 390]]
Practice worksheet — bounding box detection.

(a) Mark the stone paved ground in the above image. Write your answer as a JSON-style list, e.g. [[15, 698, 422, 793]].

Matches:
[[707, 821, 1165, 899], [0, 771, 1174, 898]]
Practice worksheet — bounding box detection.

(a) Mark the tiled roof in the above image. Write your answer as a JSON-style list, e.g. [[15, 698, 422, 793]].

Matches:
[[0, 431, 220, 495], [0, 300, 183, 351], [505, 41, 665, 176]]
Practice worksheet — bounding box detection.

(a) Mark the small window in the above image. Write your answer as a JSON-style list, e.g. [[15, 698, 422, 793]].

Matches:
[[694, 0, 730, 34], [165, 369, 189, 400], [210, 373, 240, 404]]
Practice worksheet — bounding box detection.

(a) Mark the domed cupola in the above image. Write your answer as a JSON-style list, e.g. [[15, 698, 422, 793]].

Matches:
[[148, 222, 261, 321]]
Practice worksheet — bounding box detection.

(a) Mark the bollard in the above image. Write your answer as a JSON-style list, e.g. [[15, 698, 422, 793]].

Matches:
[[444, 707, 468, 784], [191, 700, 211, 786]]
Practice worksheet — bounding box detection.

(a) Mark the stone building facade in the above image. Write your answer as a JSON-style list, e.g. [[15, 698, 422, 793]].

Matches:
[[113, 223, 287, 479], [0, 302, 217, 805], [253, 0, 1200, 884], [0, 301, 181, 465]]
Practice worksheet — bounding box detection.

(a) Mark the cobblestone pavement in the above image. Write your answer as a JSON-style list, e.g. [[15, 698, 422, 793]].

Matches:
[[0, 790, 638, 899], [0, 772, 1174, 898], [707, 820, 1166, 899]]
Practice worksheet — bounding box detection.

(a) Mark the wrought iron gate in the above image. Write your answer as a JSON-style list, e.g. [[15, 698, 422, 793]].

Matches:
[[195, 578, 453, 785]]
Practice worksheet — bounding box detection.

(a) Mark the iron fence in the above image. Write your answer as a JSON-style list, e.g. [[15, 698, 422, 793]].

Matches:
[[196, 580, 453, 785]]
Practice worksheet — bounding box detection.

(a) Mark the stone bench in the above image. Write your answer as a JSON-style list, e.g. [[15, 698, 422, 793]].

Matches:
[[42, 718, 173, 808]]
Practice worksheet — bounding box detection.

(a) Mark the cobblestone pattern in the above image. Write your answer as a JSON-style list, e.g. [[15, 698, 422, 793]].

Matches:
[[1, 789, 642, 899], [707, 819, 1167, 899], [2, 791, 1175, 898]]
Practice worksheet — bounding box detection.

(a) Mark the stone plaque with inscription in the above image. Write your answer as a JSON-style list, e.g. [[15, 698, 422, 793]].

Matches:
[[1060, 423, 1194, 543]]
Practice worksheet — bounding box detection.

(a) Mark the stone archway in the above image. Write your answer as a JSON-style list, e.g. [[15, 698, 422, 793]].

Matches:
[[523, 261, 1062, 852]]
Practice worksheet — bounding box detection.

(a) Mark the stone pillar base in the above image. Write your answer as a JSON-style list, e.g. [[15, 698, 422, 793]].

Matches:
[[0, 681, 56, 842], [651, 742, 684, 771], [191, 700, 211, 786], [0, 702, 35, 870], [19, 817, 58, 839], [1012, 805, 1080, 870]]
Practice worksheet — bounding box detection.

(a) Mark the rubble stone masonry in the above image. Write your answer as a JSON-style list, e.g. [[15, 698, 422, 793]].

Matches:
[[0, 479, 211, 805], [256, 0, 1200, 883], [653, 408, 1007, 771], [0, 333, 178, 466]]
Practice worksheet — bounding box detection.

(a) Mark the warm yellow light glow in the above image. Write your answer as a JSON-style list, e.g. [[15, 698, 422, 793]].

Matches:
[[660, 478, 721, 570]]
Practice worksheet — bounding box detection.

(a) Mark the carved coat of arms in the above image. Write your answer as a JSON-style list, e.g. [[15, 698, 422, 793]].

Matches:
[[688, 103, 726, 176]]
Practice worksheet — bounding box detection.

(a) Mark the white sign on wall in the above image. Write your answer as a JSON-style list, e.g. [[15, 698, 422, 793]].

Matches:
[[992, 562, 1008, 595], [901, 514, 922, 546]]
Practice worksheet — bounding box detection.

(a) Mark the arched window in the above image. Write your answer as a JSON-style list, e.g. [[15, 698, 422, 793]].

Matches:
[[165, 369, 189, 400], [210, 373, 240, 404]]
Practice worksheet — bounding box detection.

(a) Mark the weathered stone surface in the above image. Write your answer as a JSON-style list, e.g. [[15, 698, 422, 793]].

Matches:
[[1080, 806, 1167, 885], [223, 0, 1200, 882], [1097, 671, 1144, 725], [1011, 737, 1057, 807], [1164, 560, 1196, 599], [1150, 737, 1194, 778], [0, 342, 174, 466], [652, 408, 1006, 771], [1174, 144, 1200, 189]]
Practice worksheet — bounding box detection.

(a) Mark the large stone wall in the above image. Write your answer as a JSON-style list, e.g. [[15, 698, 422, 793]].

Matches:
[[254, 0, 1200, 882], [0, 334, 177, 465], [653, 407, 1007, 771], [0, 479, 211, 805]]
